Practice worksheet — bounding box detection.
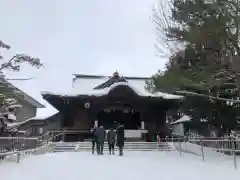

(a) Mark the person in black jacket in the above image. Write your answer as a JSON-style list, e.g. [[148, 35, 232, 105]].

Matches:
[[107, 128, 116, 155], [91, 127, 97, 154], [116, 124, 124, 156], [95, 126, 106, 155]]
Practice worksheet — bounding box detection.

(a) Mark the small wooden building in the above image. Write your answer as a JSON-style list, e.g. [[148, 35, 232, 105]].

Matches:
[[171, 115, 213, 138], [17, 113, 62, 137], [41, 72, 182, 141]]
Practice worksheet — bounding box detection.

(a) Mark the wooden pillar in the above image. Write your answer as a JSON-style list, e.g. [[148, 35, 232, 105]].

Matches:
[[139, 104, 147, 141], [90, 104, 99, 128]]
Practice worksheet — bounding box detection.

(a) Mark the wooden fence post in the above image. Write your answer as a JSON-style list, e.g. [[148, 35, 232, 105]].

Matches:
[[179, 138, 182, 157], [232, 140, 237, 170], [16, 152, 20, 163], [200, 139, 204, 162]]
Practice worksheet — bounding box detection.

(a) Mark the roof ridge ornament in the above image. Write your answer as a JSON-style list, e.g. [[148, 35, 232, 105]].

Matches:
[[113, 71, 119, 77]]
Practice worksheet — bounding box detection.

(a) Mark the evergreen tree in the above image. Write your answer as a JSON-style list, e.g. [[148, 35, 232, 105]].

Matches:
[[149, 0, 240, 133]]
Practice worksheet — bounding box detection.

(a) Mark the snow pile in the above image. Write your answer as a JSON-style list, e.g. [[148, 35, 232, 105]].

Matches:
[[0, 151, 239, 180]]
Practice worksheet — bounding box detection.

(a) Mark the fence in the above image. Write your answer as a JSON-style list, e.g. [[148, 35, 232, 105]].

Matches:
[[0, 131, 64, 163], [170, 136, 240, 170], [1, 131, 240, 169]]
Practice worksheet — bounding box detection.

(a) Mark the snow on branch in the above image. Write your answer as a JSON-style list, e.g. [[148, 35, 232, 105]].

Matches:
[[176, 90, 240, 103]]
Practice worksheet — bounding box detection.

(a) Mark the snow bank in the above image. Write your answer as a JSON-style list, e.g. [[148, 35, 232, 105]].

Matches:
[[0, 151, 239, 180]]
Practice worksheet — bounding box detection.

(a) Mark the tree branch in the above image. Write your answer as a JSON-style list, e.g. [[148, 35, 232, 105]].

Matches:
[[176, 90, 240, 103]]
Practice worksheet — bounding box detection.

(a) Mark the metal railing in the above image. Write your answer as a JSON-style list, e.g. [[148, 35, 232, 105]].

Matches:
[[0, 131, 64, 163], [170, 136, 240, 170], [2, 130, 240, 170]]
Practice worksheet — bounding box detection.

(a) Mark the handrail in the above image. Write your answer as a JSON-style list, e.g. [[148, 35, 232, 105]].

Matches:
[[172, 133, 226, 139], [0, 132, 65, 163], [46, 130, 91, 133], [0, 137, 39, 140]]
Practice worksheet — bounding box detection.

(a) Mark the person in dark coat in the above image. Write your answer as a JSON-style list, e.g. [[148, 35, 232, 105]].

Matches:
[[107, 128, 116, 155], [91, 127, 97, 154], [116, 124, 124, 156], [230, 130, 237, 150], [95, 126, 106, 155]]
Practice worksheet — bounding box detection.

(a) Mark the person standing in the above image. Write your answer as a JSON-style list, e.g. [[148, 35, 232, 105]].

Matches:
[[91, 127, 97, 154], [116, 124, 124, 156], [230, 130, 237, 150], [156, 133, 161, 150], [95, 126, 106, 155], [107, 128, 116, 155]]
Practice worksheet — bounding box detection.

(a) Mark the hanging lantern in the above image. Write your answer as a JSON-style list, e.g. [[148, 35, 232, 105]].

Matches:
[[84, 102, 91, 109]]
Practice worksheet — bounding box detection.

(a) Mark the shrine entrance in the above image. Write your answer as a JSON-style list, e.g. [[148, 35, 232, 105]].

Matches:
[[97, 105, 141, 129]]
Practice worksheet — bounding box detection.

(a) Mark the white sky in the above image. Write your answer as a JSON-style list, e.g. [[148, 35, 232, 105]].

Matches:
[[0, 0, 167, 116]]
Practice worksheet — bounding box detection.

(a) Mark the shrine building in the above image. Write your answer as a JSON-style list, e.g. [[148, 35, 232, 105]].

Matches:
[[41, 72, 182, 141]]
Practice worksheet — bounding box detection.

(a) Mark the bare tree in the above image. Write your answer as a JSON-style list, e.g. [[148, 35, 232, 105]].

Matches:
[[152, 0, 184, 58], [0, 40, 43, 77]]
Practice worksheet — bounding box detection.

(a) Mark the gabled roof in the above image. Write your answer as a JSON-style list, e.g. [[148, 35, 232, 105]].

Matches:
[[72, 72, 152, 95], [42, 72, 182, 99], [0, 78, 44, 108], [94, 72, 127, 89], [73, 72, 149, 81], [42, 81, 181, 99], [73, 71, 147, 89]]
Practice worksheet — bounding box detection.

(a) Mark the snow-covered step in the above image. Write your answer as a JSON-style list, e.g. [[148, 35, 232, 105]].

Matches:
[[54, 149, 169, 153], [53, 142, 174, 152]]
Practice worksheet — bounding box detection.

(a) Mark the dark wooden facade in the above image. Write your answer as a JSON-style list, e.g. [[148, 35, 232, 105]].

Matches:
[[42, 83, 180, 141], [41, 72, 181, 141]]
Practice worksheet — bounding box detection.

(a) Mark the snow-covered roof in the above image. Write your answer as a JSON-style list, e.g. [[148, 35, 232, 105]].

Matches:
[[42, 73, 183, 99], [1, 78, 45, 108], [154, 92, 183, 99], [8, 104, 22, 109], [171, 115, 191, 125], [171, 115, 208, 125], [6, 112, 58, 128], [42, 81, 182, 99]]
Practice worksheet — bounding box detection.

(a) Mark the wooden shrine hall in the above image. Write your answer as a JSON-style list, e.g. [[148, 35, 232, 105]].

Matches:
[[41, 72, 182, 141]]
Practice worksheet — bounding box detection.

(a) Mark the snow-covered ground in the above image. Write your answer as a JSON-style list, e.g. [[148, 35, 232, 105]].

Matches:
[[0, 151, 240, 180]]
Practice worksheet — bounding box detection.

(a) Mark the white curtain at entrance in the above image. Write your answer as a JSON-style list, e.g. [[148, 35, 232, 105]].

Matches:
[[141, 121, 145, 130], [94, 120, 98, 127]]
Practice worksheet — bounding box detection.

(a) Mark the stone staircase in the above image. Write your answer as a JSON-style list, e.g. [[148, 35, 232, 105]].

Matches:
[[53, 141, 174, 152]]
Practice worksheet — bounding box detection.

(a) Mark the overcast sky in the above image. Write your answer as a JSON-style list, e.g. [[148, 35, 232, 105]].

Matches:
[[0, 0, 167, 117]]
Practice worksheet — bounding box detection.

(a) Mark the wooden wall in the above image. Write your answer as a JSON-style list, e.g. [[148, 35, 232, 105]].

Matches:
[[67, 107, 92, 130]]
